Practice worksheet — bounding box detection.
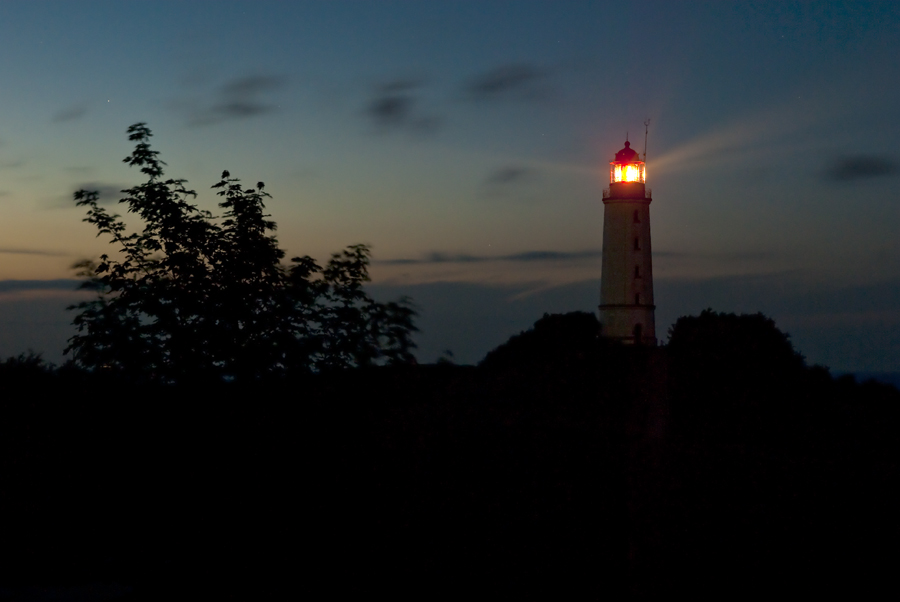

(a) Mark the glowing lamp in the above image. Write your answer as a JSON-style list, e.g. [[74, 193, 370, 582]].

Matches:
[[609, 140, 645, 184]]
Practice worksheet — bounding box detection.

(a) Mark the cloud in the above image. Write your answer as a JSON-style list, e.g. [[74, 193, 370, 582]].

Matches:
[[0, 248, 66, 257], [43, 182, 126, 209], [486, 166, 533, 185], [379, 249, 602, 265], [378, 248, 742, 266], [508, 250, 602, 262], [824, 155, 897, 181], [71, 182, 126, 205], [364, 79, 441, 134], [52, 105, 87, 123], [368, 81, 416, 125], [465, 63, 549, 101], [0, 159, 25, 171], [0, 279, 79, 292], [220, 75, 281, 97], [180, 74, 286, 126], [483, 166, 540, 200]]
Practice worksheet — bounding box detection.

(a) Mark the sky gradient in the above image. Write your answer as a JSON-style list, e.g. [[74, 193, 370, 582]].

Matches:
[[1, 1, 899, 371]]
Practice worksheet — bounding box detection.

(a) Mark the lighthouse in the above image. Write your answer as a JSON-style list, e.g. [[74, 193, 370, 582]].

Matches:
[[599, 138, 656, 345]]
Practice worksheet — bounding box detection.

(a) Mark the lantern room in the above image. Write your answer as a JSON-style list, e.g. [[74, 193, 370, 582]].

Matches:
[[609, 140, 645, 184]]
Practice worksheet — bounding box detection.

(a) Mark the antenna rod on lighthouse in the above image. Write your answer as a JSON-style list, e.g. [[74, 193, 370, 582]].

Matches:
[[643, 118, 650, 161]]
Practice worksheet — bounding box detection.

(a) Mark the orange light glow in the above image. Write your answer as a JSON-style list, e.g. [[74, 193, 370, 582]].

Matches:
[[610, 161, 646, 183]]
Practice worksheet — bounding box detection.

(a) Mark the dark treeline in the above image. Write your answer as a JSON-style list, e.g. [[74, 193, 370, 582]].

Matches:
[[0, 310, 897, 599]]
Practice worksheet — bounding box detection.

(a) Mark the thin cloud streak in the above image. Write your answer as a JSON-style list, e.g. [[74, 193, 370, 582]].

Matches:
[[43, 182, 128, 209], [0, 159, 25, 171], [379, 250, 603, 265], [180, 74, 286, 126], [0, 249, 67, 257], [0, 279, 80, 292], [465, 63, 549, 101], [52, 105, 87, 123], [71, 182, 127, 206], [824, 155, 897, 181], [364, 79, 441, 135], [486, 166, 533, 185], [378, 248, 763, 266]]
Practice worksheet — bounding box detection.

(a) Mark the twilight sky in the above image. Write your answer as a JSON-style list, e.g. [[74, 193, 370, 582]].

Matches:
[[1, 1, 899, 372]]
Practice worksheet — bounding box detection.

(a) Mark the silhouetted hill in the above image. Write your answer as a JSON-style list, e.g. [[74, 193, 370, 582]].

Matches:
[[0, 311, 897, 598]]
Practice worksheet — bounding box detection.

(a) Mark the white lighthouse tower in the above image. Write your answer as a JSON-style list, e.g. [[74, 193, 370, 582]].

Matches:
[[599, 138, 656, 345]]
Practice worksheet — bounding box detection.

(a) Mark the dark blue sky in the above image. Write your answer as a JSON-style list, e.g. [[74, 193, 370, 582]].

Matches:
[[1, 1, 899, 370]]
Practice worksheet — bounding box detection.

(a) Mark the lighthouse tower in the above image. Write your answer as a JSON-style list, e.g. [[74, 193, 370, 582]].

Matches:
[[599, 139, 656, 345]]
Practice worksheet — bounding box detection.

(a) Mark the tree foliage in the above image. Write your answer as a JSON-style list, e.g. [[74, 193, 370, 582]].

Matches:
[[667, 309, 804, 377], [666, 309, 806, 417], [67, 123, 416, 381], [479, 311, 601, 372]]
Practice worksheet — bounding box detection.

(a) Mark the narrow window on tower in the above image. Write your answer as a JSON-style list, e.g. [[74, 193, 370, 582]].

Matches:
[[634, 266, 641, 279], [634, 237, 640, 251], [633, 210, 640, 224], [635, 293, 641, 305]]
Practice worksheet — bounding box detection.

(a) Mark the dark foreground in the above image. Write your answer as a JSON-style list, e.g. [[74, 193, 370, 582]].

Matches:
[[0, 328, 898, 599]]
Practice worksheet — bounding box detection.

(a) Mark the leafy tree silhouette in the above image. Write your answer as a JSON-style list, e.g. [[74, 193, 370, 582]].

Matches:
[[666, 308, 806, 425], [479, 311, 601, 372], [67, 123, 417, 381], [667, 309, 804, 384]]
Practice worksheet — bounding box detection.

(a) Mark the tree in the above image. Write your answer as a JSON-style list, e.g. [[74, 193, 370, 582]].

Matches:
[[479, 311, 601, 372], [666, 309, 804, 382], [67, 123, 416, 381], [666, 309, 805, 419]]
